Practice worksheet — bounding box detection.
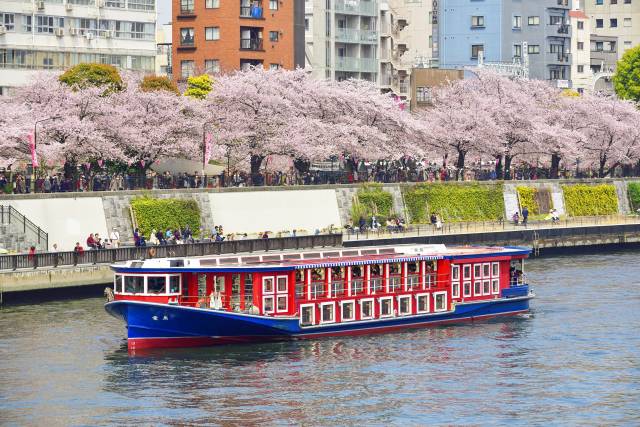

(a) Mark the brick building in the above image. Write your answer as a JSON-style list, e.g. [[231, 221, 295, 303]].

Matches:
[[172, 0, 305, 80]]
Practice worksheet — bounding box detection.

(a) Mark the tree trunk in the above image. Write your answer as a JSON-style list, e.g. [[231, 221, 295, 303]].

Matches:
[[504, 155, 513, 180], [550, 154, 561, 179], [455, 150, 466, 181], [599, 156, 607, 178], [293, 158, 311, 175], [495, 156, 503, 180], [250, 154, 265, 175]]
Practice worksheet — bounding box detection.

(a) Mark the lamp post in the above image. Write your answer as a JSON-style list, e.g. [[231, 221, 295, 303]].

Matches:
[[31, 116, 61, 193]]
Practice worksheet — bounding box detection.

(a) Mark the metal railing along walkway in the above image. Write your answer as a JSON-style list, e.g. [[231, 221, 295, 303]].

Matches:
[[0, 205, 48, 249]]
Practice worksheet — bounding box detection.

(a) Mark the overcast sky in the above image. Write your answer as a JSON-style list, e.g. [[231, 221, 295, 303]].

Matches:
[[158, 0, 171, 26]]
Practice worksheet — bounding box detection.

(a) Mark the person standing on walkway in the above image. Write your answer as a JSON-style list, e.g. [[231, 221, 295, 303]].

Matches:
[[110, 228, 120, 248], [522, 207, 529, 226]]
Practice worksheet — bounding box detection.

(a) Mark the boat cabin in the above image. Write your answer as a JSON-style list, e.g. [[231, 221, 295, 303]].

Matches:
[[111, 244, 529, 326]]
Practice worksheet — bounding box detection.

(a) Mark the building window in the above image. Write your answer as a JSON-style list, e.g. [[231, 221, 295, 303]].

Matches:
[[320, 302, 335, 323], [623, 18, 632, 27], [595, 0, 603, 4], [416, 86, 432, 103], [512, 15, 521, 29], [624, 40, 632, 50], [206, 0, 220, 8], [300, 304, 315, 326], [596, 19, 603, 28], [204, 59, 220, 73], [205, 27, 219, 40], [398, 295, 411, 316], [528, 16, 540, 26], [528, 44, 540, 54], [269, 30, 279, 41], [269, 0, 278, 10], [550, 69, 563, 80], [23, 15, 32, 32], [416, 294, 429, 313], [269, 63, 280, 70], [471, 44, 484, 59], [577, 21, 584, 30], [128, 0, 155, 11], [360, 298, 374, 319], [380, 297, 394, 317], [549, 15, 563, 25], [514, 44, 522, 59], [434, 291, 447, 312], [578, 65, 584, 73], [471, 15, 485, 28], [180, 0, 194, 13], [180, 28, 195, 45], [1, 13, 15, 31], [180, 60, 195, 78], [305, 18, 309, 31], [577, 41, 584, 50], [340, 300, 355, 321], [610, 18, 617, 27]]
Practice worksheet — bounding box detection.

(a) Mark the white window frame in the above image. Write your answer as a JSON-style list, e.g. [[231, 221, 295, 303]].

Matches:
[[397, 295, 412, 316], [433, 291, 448, 312], [462, 264, 471, 280], [121, 273, 147, 295], [360, 298, 375, 320], [492, 262, 500, 277], [482, 263, 491, 278], [482, 279, 491, 295], [276, 275, 288, 293], [451, 264, 460, 281], [407, 274, 419, 290], [474, 280, 482, 296], [320, 301, 336, 324], [114, 274, 123, 293], [262, 295, 275, 314], [262, 276, 275, 294], [340, 300, 356, 322], [205, 26, 220, 40], [299, 303, 315, 326], [452, 282, 460, 299], [473, 264, 482, 278], [205, 0, 219, 8], [379, 296, 394, 318], [416, 293, 430, 313], [463, 281, 472, 298], [276, 295, 288, 312], [491, 278, 500, 295]]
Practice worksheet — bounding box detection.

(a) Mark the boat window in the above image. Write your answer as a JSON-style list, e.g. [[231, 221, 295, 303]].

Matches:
[[434, 292, 447, 312], [311, 268, 325, 281], [483, 280, 491, 295], [124, 276, 144, 293], [380, 297, 393, 317], [277, 295, 288, 312], [452, 282, 460, 299], [492, 262, 500, 277], [321, 302, 335, 323], [463, 264, 471, 280], [169, 276, 180, 293], [341, 301, 355, 321], [244, 274, 254, 308], [389, 262, 401, 275], [283, 254, 302, 260], [219, 257, 239, 264], [407, 261, 418, 274], [311, 281, 325, 299], [474, 264, 482, 278], [215, 276, 225, 293], [474, 281, 482, 296], [277, 276, 288, 293], [263, 277, 274, 294], [263, 255, 282, 262], [388, 263, 401, 292], [147, 276, 166, 294], [295, 270, 305, 299], [303, 252, 321, 259], [492, 279, 500, 294], [341, 250, 359, 256], [114, 275, 123, 293], [231, 274, 241, 309], [300, 304, 315, 326], [398, 295, 411, 316], [407, 275, 420, 290], [322, 251, 340, 257], [426, 260, 437, 271], [360, 299, 374, 319], [463, 281, 472, 297], [416, 294, 429, 313], [197, 274, 207, 297], [370, 277, 382, 294], [370, 264, 382, 277], [483, 263, 491, 278], [331, 267, 345, 297], [263, 296, 274, 313]]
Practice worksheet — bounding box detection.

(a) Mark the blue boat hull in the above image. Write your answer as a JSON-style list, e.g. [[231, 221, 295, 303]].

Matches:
[[106, 291, 533, 350]]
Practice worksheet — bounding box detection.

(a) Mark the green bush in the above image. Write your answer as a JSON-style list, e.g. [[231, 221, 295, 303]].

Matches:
[[517, 186, 539, 215], [140, 75, 180, 95], [59, 63, 123, 93], [404, 183, 504, 223], [350, 184, 394, 223], [184, 74, 213, 99], [130, 197, 201, 238], [562, 184, 619, 216], [627, 182, 640, 211]]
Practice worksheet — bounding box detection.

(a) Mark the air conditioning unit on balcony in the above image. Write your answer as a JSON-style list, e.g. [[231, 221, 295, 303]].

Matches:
[[65, 2, 73, 11], [55, 27, 64, 37], [85, 32, 94, 40], [97, 0, 105, 8], [37, 0, 45, 10], [104, 30, 113, 38], [0, 26, 6, 35], [69, 28, 79, 36]]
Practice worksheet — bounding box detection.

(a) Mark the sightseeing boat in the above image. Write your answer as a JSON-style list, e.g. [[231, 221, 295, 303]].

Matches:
[[105, 244, 533, 350]]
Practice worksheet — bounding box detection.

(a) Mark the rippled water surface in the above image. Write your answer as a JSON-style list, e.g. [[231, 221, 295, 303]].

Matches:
[[1, 251, 640, 426]]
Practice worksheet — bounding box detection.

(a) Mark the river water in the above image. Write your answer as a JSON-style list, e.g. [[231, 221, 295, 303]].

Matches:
[[1, 251, 640, 426]]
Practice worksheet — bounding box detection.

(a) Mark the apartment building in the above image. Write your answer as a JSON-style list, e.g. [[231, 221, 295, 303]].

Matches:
[[305, 0, 378, 82], [438, 0, 573, 87], [172, 0, 305, 80], [569, 8, 592, 92], [156, 22, 172, 77], [0, 0, 157, 95], [582, 0, 639, 58]]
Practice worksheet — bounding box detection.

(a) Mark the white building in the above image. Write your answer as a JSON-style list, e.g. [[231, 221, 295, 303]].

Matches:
[[155, 22, 171, 77], [582, 0, 640, 59], [569, 8, 592, 93], [0, 0, 157, 95]]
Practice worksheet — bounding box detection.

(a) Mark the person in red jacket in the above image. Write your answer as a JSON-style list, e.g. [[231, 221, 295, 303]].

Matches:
[[86, 233, 97, 250]]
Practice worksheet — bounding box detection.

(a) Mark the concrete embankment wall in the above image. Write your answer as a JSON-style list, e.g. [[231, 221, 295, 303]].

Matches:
[[1, 178, 640, 252]]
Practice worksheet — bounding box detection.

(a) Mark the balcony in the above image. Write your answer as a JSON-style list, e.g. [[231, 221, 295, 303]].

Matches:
[[548, 52, 571, 65], [380, 73, 392, 87], [334, 0, 377, 17], [335, 28, 378, 44], [241, 1, 264, 19], [335, 56, 378, 73], [240, 38, 263, 50], [177, 8, 196, 19]]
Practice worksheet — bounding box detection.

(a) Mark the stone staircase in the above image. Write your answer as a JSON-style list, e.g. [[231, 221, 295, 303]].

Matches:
[[0, 206, 48, 253]]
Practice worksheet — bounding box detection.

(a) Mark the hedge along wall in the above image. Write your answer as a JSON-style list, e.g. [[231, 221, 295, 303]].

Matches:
[[404, 183, 504, 223], [561, 184, 619, 216], [350, 184, 395, 223], [628, 182, 640, 211], [130, 196, 201, 237], [516, 186, 553, 215]]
